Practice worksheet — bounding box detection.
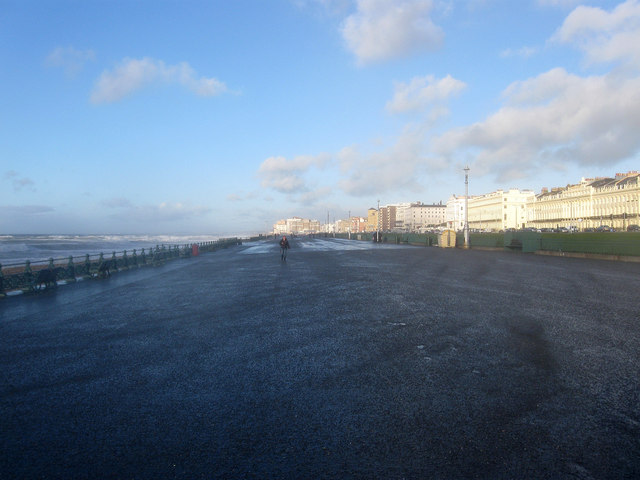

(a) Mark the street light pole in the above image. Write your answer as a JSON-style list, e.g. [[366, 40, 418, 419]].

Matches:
[[464, 166, 470, 248], [377, 199, 380, 243]]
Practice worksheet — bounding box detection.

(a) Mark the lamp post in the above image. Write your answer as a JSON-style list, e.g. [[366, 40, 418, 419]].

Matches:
[[377, 199, 380, 243], [464, 166, 470, 248]]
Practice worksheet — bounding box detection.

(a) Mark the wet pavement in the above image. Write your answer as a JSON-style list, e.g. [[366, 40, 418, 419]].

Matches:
[[2, 237, 640, 479]]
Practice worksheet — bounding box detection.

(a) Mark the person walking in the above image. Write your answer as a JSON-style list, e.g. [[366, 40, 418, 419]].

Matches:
[[279, 235, 290, 260]]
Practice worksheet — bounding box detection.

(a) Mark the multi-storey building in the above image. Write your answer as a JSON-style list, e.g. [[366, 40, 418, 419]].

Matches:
[[528, 172, 640, 230], [277, 172, 640, 235], [335, 218, 350, 233], [468, 189, 534, 231], [273, 220, 287, 235], [363, 203, 445, 232], [272, 217, 321, 235], [446, 189, 533, 231], [366, 208, 379, 232], [349, 216, 367, 233], [401, 202, 446, 231], [390, 203, 411, 231], [379, 205, 397, 232], [446, 196, 467, 231]]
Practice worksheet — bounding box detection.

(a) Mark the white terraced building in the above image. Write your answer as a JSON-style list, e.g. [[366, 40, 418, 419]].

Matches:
[[446, 189, 534, 232], [528, 172, 640, 231]]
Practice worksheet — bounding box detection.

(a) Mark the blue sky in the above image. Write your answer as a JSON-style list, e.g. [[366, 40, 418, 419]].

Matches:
[[2, 0, 639, 235]]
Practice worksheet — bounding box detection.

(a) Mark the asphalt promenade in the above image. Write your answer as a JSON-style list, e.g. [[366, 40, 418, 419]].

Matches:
[[2, 237, 639, 479]]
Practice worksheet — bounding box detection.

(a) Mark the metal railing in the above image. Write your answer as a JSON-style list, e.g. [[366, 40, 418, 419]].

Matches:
[[0, 238, 242, 297]]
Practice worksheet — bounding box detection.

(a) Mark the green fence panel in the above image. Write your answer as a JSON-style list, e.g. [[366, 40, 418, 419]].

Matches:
[[540, 232, 640, 256], [471, 233, 504, 249], [336, 231, 640, 257], [503, 232, 541, 253], [404, 233, 438, 246]]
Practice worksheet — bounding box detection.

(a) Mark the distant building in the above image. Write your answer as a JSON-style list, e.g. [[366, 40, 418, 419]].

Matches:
[[470, 189, 534, 231], [392, 203, 411, 231], [446, 189, 533, 231], [366, 208, 379, 231], [272, 217, 321, 235], [399, 202, 446, 231], [446, 196, 467, 231], [335, 218, 350, 233], [350, 216, 367, 233], [528, 172, 640, 230], [378, 205, 395, 231], [273, 220, 287, 235]]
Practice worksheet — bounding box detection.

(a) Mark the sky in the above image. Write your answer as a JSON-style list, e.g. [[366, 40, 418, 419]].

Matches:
[[2, 0, 640, 235]]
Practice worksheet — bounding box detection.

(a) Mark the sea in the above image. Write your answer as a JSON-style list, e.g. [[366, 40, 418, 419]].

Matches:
[[0, 234, 225, 267]]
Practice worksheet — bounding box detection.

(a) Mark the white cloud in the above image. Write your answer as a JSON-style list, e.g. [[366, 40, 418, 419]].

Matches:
[[226, 191, 259, 202], [341, 0, 443, 65], [90, 57, 229, 104], [339, 123, 444, 196], [258, 154, 331, 193], [46, 46, 95, 76], [433, 68, 640, 182], [292, 0, 351, 15], [103, 198, 212, 222], [298, 187, 333, 205], [427, 2, 640, 184], [101, 197, 133, 208], [552, 0, 640, 69], [386, 74, 466, 114], [258, 73, 459, 201], [0, 205, 54, 215], [3, 170, 35, 192], [500, 46, 538, 59], [149, 202, 212, 221], [537, 0, 581, 7]]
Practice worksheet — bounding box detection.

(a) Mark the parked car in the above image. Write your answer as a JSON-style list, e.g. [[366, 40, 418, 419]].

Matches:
[[627, 224, 640, 232], [595, 225, 611, 232]]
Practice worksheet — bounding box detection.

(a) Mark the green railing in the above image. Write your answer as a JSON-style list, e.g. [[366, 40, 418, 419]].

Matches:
[[0, 238, 242, 297]]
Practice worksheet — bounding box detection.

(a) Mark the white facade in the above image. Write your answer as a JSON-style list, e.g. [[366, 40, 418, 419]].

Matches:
[[446, 190, 534, 232], [396, 202, 447, 231], [273, 220, 287, 235], [529, 172, 640, 230], [272, 217, 321, 234], [392, 203, 412, 231], [446, 196, 467, 231], [468, 189, 534, 231]]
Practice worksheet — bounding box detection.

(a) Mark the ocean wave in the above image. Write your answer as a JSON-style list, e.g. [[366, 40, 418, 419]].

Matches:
[[0, 234, 229, 265], [0, 243, 29, 252]]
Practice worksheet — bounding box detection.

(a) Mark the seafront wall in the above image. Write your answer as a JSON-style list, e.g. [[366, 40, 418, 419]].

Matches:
[[334, 231, 640, 261], [0, 237, 244, 297]]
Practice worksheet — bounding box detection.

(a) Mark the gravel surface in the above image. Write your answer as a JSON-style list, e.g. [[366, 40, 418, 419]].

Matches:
[[2, 237, 639, 479]]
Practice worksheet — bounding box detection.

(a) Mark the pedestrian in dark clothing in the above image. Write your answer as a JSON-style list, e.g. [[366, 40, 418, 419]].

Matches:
[[279, 236, 290, 260]]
